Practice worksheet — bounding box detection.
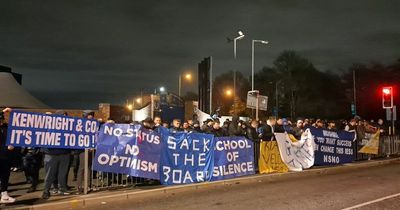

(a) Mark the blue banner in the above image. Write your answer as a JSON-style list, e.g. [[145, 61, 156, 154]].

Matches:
[[160, 128, 215, 185], [212, 137, 255, 181], [92, 124, 161, 180], [309, 127, 355, 165], [7, 110, 98, 149]]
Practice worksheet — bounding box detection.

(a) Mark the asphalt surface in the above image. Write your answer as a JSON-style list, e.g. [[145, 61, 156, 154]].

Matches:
[[40, 160, 400, 210]]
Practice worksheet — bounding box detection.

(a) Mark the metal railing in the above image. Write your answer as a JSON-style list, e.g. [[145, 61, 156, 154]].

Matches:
[[354, 135, 400, 161], [81, 136, 400, 194], [82, 149, 149, 194]]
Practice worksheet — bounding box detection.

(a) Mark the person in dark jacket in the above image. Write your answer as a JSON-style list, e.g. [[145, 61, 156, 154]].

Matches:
[[22, 147, 41, 193], [191, 120, 202, 133], [201, 119, 213, 133], [0, 108, 16, 204], [291, 119, 304, 139], [228, 116, 243, 136], [246, 120, 260, 142], [75, 110, 95, 194], [261, 117, 276, 141], [42, 111, 72, 199], [210, 120, 227, 137], [246, 120, 260, 172]]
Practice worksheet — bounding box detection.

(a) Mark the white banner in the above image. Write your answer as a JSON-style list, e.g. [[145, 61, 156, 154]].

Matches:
[[275, 129, 315, 172]]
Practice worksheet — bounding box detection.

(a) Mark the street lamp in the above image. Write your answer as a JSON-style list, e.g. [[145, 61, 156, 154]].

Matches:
[[251, 39, 269, 91], [178, 73, 192, 97], [232, 30, 245, 111], [233, 31, 245, 59], [225, 89, 233, 97], [135, 97, 142, 107], [126, 104, 133, 110], [159, 86, 166, 93]]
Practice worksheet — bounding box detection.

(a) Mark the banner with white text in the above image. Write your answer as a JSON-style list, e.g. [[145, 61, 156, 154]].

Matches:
[[309, 127, 355, 165], [160, 128, 215, 185], [212, 136, 255, 181], [275, 129, 315, 172], [7, 110, 98, 149], [92, 123, 161, 180]]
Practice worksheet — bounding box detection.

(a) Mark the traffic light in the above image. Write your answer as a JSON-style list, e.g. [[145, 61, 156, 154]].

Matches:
[[382, 86, 393, 109]]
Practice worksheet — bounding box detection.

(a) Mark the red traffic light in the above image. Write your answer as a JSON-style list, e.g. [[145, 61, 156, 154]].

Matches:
[[382, 86, 393, 109], [382, 87, 391, 95]]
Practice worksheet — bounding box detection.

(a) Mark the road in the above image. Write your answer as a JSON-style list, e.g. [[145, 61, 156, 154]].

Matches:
[[23, 161, 400, 210]]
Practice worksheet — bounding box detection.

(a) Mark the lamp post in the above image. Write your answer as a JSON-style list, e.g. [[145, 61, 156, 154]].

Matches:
[[178, 73, 192, 97], [232, 31, 245, 113], [251, 40, 269, 91]]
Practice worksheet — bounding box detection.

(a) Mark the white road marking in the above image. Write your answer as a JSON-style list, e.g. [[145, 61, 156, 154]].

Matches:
[[342, 192, 400, 210]]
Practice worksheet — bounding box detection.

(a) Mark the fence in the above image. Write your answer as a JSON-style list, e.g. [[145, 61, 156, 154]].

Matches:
[[80, 135, 400, 195], [81, 149, 148, 194], [354, 135, 400, 161]]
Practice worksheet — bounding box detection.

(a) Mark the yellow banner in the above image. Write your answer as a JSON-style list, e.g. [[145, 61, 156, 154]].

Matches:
[[359, 131, 380, 155], [259, 141, 289, 173]]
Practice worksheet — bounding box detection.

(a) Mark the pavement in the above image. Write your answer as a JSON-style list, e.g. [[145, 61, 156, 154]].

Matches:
[[1, 157, 399, 210]]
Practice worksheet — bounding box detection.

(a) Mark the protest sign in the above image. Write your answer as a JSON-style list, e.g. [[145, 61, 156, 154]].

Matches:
[[309, 127, 355, 165], [359, 131, 380, 155], [7, 110, 98, 149], [259, 141, 289, 173], [275, 129, 315, 171], [212, 137, 255, 181], [92, 124, 161, 180], [160, 128, 214, 185]]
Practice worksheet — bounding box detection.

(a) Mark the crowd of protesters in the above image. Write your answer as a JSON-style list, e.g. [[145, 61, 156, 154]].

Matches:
[[0, 106, 390, 204]]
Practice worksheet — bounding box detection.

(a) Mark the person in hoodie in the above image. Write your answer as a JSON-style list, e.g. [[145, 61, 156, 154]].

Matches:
[[228, 116, 243, 136], [42, 111, 72, 199], [0, 108, 16, 204]]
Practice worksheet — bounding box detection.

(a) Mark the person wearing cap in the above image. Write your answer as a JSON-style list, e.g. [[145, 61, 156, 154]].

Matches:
[[0, 108, 16, 204]]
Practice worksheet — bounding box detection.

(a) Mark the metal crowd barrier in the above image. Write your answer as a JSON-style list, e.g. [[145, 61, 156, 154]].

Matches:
[[82, 149, 149, 194], [381, 135, 400, 156], [81, 136, 400, 194], [355, 135, 400, 161]]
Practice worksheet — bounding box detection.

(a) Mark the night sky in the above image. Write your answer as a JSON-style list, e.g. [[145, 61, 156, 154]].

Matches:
[[1, 0, 399, 109]]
